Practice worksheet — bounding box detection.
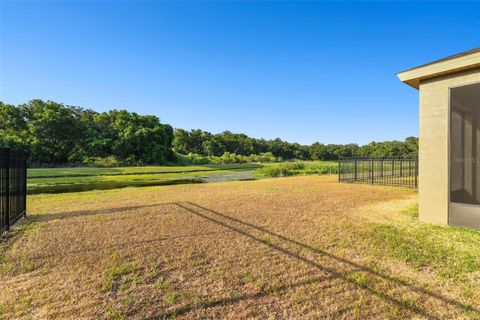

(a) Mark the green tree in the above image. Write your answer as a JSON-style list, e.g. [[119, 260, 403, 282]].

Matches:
[[0, 102, 29, 150], [0, 99, 419, 165], [22, 100, 85, 163]]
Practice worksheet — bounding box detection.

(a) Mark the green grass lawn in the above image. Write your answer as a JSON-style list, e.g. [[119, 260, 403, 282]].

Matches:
[[27, 162, 340, 194], [28, 163, 262, 194], [28, 163, 261, 178]]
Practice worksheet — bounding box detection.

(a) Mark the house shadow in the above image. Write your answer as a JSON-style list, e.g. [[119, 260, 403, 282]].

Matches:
[[26, 202, 178, 224], [24, 230, 232, 261], [147, 201, 477, 319], [14, 200, 479, 319]]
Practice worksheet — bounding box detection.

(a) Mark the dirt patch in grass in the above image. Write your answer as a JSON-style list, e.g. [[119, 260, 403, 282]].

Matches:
[[1, 176, 479, 319]]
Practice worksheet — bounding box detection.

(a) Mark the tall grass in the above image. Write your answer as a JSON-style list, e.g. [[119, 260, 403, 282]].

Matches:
[[254, 161, 338, 178]]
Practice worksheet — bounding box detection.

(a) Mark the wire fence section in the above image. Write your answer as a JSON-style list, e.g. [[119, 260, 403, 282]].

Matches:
[[1, 148, 28, 233], [338, 157, 418, 188]]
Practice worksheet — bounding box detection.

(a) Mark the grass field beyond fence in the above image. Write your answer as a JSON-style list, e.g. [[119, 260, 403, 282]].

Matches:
[[27, 163, 262, 194], [27, 162, 339, 194], [28, 164, 262, 178]]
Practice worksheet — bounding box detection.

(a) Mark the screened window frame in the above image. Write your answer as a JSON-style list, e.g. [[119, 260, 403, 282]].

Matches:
[[448, 80, 480, 207]]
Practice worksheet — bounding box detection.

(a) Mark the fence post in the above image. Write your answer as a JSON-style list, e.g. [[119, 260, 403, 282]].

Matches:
[[23, 155, 27, 217], [415, 158, 418, 188], [338, 158, 340, 182], [371, 158, 374, 184], [354, 159, 358, 180], [5, 147, 10, 231], [380, 159, 384, 178]]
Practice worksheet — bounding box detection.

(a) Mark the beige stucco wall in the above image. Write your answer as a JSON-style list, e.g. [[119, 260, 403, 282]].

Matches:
[[418, 68, 480, 225]]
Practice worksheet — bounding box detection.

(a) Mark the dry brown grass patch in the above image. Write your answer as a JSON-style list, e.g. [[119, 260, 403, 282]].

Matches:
[[0, 176, 478, 319]]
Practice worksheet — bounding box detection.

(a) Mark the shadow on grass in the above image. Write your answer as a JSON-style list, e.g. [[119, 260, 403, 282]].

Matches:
[[28, 202, 179, 223], [148, 274, 351, 319], [151, 201, 477, 320], [12, 201, 479, 319], [23, 230, 233, 261]]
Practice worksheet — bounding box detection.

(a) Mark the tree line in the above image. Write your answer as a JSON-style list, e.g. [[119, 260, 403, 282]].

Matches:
[[174, 129, 418, 161], [0, 100, 174, 165], [0, 100, 418, 166]]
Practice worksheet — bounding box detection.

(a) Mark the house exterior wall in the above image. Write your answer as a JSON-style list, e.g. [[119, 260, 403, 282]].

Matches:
[[418, 68, 480, 225]]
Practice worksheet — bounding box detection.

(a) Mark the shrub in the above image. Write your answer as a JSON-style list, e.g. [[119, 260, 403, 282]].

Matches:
[[217, 152, 249, 164], [254, 162, 304, 177], [173, 152, 210, 165], [263, 166, 293, 177], [82, 156, 120, 167], [173, 152, 191, 165], [187, 153, 210, 165], [285, 162, 305, 170], [247, 152, 281, 163], [254, 161, 338, 177], [303, 164, 338, 175]]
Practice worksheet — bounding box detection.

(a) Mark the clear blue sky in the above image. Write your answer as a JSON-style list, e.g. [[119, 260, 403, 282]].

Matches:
[[1, 1, 479, 145]]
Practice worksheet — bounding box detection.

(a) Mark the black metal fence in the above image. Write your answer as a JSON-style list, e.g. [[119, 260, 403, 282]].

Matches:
[[338, 157, 418, 188], [1, 148, 28, 233]]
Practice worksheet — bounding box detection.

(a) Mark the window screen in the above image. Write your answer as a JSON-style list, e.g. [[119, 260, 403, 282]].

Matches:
[[450, 82, 480, 205]]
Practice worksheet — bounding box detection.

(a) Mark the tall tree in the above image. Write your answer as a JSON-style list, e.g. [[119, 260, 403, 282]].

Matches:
[[22, 100, 84, 163], [0, 102, 29, 149]]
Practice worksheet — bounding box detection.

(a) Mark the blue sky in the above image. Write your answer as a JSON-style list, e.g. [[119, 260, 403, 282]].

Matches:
[[1, 1, 479, 145]]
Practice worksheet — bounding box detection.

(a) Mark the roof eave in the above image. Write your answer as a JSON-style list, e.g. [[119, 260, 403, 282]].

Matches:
[[397, 51, 480, 90]]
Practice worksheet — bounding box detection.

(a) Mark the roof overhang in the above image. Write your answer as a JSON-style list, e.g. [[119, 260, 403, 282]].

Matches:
[[397, 48, 480, 89]]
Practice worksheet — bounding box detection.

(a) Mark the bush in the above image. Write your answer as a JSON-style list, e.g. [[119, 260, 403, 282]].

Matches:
[[254, 162, 304, 177], [254, 166, 291, 177], [82, 156, 120, 167], [173, 152, 210, 165], [254, 161, 338, 177], [304, 164, 338, 175], [187, 153, 210, 165], [214, 152, 249, 164], [173, 152, 190, 165], [247, 152, 281, 163], [285, 162, 306, 170]]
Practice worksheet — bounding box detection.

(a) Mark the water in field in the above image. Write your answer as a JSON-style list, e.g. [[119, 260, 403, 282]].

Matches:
[[201, 170, 254, 183]]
